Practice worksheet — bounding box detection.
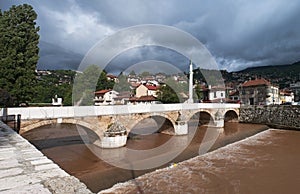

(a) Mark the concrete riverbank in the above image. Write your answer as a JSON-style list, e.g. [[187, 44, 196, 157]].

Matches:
[[0, 121, 92, 193]]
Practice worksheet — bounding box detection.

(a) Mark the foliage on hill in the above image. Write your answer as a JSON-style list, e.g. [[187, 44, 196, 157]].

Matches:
[[236, 62, 300, 88], [239, 61, 300, 79]]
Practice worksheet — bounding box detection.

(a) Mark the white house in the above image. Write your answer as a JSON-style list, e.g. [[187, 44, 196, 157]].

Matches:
[[201, 85, 226, 102], [94, 89, 119, 105], [280, 89, 294, 104]]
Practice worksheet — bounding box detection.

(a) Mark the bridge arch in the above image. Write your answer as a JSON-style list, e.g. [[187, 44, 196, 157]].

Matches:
[[125, 112, 177, 135], [19, 118, 98, 137], [224, 109, 239, 122], [129, 115, 175, 137], [188, 111, 214, 125]]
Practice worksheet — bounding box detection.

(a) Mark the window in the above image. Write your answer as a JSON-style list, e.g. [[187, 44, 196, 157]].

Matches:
[[221, 92, 224, 97], [214, 92, 217, 98]]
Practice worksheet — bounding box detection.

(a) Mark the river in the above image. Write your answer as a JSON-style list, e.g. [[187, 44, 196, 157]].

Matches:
[[101, 129, 300, 194], [22, 120, 277, 193]]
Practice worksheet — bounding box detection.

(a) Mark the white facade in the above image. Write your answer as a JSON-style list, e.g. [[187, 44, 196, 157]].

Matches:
[[52, 96, 63, 106], [208, 90, 226, 101], [265, 86, 280, 105], [147, 89, 157, 97], [94, 90, 119, 105], [280, 91, 294, 104]]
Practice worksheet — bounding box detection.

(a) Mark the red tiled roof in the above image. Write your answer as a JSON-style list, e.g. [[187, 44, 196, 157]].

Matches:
[[229, 90, 239, 96], [95, 89, 111, 94], [106, 74, 117, 79], [280, 89, 292, 96], [242, 78, 270, 87], [145, 85, 158, 90]]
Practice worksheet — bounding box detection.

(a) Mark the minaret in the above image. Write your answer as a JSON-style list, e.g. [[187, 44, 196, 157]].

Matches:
[[188, 60, 194, 103]]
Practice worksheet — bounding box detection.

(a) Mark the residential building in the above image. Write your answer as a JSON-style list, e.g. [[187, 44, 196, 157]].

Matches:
[[290, 81, 300, 102], [106, 74, 118, 83], [229, 90, 240, 102], [113, 91, 133, 105], [129, 95, 159, 104], [239, 78, 280, 105], [202, 86, 226, 102], [136, 84, 158, 98], [94, 89, 119, 105], [279, 89, 294, 104]]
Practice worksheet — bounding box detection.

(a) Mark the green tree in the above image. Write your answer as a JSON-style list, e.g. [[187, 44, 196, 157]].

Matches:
[[140, 71, 151, 78], [194, 84, 204, 102], [0, 4, 40, 106], [73, 65, 102, 106], [157, 84, 180, 103], [113, 72, 131, 92], [96, 70, 114, 91], [157, 78, 188, 103], [128, 70, 136, 76], [0, 88, 13, 107]]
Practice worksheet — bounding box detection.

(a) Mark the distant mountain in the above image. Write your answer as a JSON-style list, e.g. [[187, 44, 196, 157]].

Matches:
[[232, 61, 300, 88], [37, 41, 83, 70], [237, 61, 300, 79]]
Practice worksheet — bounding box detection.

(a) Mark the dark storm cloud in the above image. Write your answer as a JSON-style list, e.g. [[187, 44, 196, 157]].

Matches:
[[1, 0, 300, 71]]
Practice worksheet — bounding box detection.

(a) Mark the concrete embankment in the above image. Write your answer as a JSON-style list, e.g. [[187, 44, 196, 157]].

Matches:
[[0, 121, 92, 193]]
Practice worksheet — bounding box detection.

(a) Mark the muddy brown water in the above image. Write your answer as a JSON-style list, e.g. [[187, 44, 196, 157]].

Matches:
[[101, 129, 300, 194], [22, 120, 269, 193]]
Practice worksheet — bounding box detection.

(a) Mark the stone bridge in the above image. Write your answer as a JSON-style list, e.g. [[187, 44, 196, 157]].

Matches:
[[2, 103, 240, 148]]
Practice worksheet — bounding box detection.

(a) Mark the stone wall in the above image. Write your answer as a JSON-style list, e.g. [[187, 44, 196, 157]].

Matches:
[[240, 105, 300, 129]]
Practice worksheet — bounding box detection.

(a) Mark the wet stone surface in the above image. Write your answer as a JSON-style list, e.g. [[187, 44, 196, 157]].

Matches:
[[0, 121, 92, 193]]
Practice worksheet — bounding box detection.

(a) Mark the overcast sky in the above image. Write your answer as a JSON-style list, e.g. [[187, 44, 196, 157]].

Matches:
[[1, 0, 300, 72]]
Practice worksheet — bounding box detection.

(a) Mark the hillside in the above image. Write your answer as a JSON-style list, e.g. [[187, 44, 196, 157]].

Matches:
[[234, 61, 300, 88], [238, 61, 300, 80]]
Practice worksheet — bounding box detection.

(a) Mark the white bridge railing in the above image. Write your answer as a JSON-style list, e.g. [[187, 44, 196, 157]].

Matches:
[[1, 103, 240, 120]]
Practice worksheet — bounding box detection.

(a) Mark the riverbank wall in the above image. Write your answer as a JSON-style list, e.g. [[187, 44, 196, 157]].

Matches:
[[240, 105, 300, 130]]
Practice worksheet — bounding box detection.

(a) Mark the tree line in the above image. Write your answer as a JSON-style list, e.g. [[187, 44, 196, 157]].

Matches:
[[0, 4, 39, 107]]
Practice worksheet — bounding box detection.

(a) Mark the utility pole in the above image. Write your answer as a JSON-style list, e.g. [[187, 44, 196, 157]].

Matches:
[[188, 60, 194, 103]]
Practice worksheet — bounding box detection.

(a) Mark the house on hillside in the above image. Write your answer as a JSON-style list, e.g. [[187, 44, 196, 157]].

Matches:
[[113, 91, 133, 105], [94, 89, 119, 105], [229, 90, 240, 102], [279, 89, 294, 104], [290, 81, 300, 102], [106, 74, 118, 83], [136, 84, 159, 98], [202, 86, 226, 102], [239, 78, 279, 105], [129, 95, 159, 104]]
